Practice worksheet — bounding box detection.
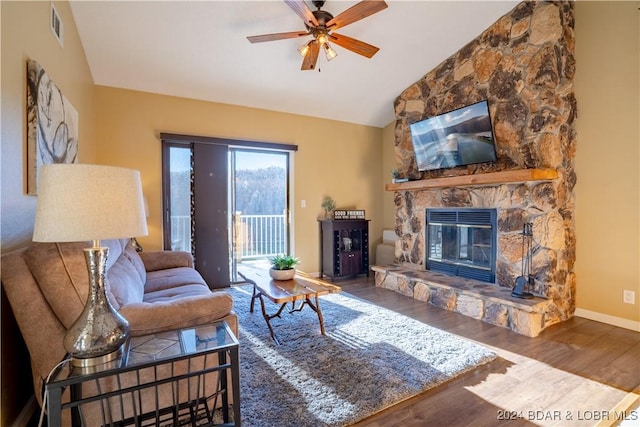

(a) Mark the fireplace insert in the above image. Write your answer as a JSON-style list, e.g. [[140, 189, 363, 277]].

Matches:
[[426, 208, 496, 283]]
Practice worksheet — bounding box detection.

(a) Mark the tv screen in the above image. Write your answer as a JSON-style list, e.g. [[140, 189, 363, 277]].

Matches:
[[410, 100, 497, 171]]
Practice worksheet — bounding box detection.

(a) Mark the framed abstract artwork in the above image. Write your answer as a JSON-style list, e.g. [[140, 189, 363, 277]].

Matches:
[[26, 59, 78, 195]]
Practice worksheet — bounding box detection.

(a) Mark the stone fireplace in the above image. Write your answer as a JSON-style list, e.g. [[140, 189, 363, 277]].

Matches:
[[373, 1, 577, 337]]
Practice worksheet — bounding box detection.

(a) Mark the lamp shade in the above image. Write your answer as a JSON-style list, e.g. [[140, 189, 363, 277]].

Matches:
[[33, 164, 148, 243]]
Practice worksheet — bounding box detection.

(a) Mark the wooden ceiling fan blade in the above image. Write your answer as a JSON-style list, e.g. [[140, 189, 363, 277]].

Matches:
[[301, 41, 320, 71], [326, 1, 388, 31], [247, 31, 309, 43], [329, 33, 379, 58], [284, 0, 319, 27]]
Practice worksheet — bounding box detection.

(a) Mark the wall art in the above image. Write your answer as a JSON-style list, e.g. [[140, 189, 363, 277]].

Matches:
[[26, 59, 78, 195]]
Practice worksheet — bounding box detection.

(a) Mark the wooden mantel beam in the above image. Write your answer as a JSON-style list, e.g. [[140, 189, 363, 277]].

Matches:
[[385, 168, 558, 191]]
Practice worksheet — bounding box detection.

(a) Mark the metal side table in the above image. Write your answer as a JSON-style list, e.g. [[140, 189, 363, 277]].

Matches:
[[45, 321, 240, 426]]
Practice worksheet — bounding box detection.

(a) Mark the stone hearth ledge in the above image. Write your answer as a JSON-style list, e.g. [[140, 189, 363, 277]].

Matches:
[[372, 265, 553, 337]]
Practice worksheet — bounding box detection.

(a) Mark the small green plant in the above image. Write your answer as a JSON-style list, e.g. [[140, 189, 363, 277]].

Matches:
[[391, 169, 401, 179], [321, 196, 336, 215], [269, 254, 300, 270]]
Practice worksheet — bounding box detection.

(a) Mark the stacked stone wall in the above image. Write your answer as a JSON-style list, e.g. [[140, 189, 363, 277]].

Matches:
[[391, 1, 576, 326]]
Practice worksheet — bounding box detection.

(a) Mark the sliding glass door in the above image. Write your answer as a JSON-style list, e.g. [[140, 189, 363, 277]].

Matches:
[[230, 149, 290, 281], [162, 135, 295, 286]]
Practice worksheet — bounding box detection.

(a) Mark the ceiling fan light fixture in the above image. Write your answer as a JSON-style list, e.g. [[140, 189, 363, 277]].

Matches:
[[298, 41, 311, 57], [324, 43, 337, 61], [316, 32, 328, 45]]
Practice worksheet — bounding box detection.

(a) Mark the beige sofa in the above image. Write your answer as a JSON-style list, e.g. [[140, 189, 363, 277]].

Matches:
[[1, 238, 237, 422]]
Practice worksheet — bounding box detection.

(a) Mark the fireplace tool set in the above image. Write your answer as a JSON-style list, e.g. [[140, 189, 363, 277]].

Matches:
[[512, 222, 535, 299]]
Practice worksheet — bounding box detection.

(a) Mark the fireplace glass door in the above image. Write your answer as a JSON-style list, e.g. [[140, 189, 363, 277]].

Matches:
[[426, 209, 496, 282], [429, 224, 492, 269]]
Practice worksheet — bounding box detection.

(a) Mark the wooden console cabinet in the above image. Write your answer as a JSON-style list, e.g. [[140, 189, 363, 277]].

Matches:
[[319, 219, 369, 280]]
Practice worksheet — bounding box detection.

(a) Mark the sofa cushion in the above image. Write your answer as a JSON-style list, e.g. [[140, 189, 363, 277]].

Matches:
[[122, 243, 147, 283], [145, 267, 208, 293], [103, 239, 146, 309], [102, 239, 126, 272], [119, 291, 234, 336], [143, 283, 210, 302], [106, 255, 145, 309], [139, 251, 193, 271], [102, 239, 146, 281], [24, 242, 90, 328]]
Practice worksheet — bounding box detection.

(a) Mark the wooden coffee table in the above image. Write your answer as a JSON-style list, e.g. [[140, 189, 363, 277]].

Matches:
[[238, 269, 341, 345]]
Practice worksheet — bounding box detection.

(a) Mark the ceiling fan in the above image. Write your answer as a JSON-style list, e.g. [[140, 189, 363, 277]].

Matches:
[[247, 0, 388, 71]]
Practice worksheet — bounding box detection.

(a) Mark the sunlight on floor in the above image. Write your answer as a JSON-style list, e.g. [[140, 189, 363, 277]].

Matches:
[[465, 347, 640, 426]]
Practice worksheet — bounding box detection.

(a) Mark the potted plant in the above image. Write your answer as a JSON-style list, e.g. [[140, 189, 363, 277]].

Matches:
[[321, 196, 336, 219], [391, 169, 408, 183], [268, 254, 300, 280]]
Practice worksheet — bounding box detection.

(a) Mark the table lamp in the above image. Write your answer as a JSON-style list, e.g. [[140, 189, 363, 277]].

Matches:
[[33, 164, 148, 367]]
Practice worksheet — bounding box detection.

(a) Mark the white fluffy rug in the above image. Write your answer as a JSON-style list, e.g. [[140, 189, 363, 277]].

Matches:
[[230, 285, 495, 427]]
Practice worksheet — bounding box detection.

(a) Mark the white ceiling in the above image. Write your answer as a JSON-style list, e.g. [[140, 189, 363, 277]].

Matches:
[[69, 1, 519, 128]]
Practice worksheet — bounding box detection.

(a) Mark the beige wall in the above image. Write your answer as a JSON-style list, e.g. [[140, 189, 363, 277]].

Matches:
[[93, 86, 383, 273], [0, 1, 97, 424], [1, 0, 97, 254], [574, 1, 639, 326]]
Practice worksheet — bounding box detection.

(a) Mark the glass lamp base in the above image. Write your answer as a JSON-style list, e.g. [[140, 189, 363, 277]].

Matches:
[[64, 246, 130, 367]]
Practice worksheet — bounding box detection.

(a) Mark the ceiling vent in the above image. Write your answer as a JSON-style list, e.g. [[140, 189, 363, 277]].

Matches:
[[50, 3, 64, 47]]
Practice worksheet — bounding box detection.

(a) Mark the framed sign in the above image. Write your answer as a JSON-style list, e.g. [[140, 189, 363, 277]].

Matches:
[[333, 210, 366, 220]]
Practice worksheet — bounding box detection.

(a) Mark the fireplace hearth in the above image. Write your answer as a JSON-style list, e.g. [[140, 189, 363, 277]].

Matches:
[[427, 208, 496, 283]]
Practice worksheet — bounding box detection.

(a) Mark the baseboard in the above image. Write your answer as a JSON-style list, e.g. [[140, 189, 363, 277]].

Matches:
[[574, 308, 640, 332], [12, 395, 39, 427]]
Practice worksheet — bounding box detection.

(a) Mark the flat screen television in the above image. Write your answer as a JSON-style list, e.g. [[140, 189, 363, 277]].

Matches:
[[410, 100, 497, 171]]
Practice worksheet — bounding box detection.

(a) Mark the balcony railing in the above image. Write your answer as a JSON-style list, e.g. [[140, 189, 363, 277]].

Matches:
[[170, 215, 191, 253], [171, 214, 287, 260], [234, 213, 287, 259]]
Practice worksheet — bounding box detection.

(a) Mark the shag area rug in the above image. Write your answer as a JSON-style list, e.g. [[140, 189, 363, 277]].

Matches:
[[230, 285, 495, 427]]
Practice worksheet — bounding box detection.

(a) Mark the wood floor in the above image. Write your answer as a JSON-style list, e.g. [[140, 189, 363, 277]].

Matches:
[[335, 276, 640, 427]]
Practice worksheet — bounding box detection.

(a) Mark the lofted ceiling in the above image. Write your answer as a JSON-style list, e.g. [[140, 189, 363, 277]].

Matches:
[[69, 1, 519, 128]]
